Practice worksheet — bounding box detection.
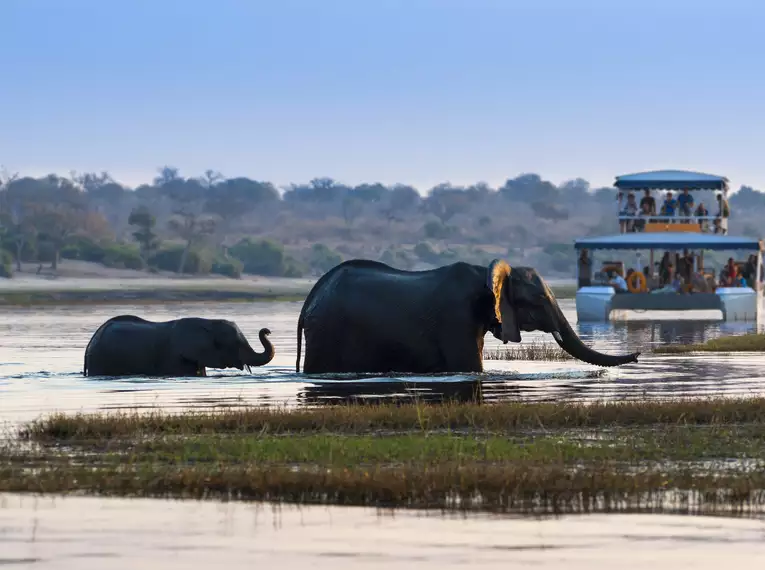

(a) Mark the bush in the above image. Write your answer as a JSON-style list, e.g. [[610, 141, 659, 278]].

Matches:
[[60, 237, 144, 270], [0, 249, 13, 278], [211, 255, 243, 279], [149, 246, 213, 275], [309, 243, 343, 274], [228, 238, 305, 277]]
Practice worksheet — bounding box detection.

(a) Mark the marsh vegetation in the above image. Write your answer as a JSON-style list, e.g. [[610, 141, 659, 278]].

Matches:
[[484, 342, 573, 361], [654, 333, 765, 354], [5, 397, 765, 516]]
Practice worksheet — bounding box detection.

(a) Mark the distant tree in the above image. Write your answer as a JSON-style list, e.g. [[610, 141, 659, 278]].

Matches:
[[128, 206, 161, 264], [167, 212, 217, 274], [380, 184, 420, 225], [341, 195, 363, 227], [424, 184, 471, 223], [0, 200, 36, 271]]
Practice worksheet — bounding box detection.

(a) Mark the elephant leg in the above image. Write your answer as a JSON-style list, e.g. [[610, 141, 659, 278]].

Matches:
[[438, 330, 484, 373]]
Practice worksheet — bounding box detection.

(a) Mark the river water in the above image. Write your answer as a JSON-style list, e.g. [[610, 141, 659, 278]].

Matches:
[[1, 300, 764, 427], [2, 300, 765, 567]]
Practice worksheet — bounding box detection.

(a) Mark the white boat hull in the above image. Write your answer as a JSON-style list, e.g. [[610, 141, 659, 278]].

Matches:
[[575, 286, 759, 322]]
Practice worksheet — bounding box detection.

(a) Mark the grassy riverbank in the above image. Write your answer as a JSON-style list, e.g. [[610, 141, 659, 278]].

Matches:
[[5, 397, 765, 515], [654, 334, 765, 354], [0, 279, 578, 306]]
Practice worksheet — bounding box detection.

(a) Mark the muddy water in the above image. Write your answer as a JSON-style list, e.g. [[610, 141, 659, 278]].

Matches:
[[1, 300, 765, 427], [2, 494, 765, 569]]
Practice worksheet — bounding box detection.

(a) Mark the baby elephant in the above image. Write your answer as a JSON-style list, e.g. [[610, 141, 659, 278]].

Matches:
[[83, 315, 275, 377]]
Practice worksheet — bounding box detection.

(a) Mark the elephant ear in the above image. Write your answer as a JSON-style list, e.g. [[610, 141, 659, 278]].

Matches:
[[486, 259, 521, 343], [176, 320, 227, 369]]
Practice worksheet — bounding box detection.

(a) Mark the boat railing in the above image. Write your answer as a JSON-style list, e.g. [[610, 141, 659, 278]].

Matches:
[[617, 215, 719, 222], [616, 214, 724, 234]]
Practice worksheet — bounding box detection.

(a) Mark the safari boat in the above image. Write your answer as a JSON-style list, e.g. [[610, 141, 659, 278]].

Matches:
[[574, 170, 763, 323]]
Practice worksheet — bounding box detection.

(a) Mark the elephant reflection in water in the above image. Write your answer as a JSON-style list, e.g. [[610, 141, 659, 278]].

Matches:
[[296, 259, 640, 375], [84, 315, 274, 377]]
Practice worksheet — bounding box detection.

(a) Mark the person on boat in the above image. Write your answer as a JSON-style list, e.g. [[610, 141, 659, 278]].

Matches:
[[662, 192, 677, 222], [651, 264, 682, 294], [639, 189, 656, 218], [691, 270, 708, 293], [578, 249, 592, 287], [659, 252, 672, 285], [694, 202, 709, 232], [677, 249, 694, 284], [742, 255, 757, 288], [677, 188, 695, 221], [635, 201, 652, 232], [620, 192, 638, 232], [736, 270, 748, 288], [725, 257, 738, 284], [716, 193, 730, 235], [643, 265, 659, 290], [607, 270, 628, 293]]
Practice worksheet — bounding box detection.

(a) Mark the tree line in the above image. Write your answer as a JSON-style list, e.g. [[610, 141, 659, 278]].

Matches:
[[1, 166, 763, 279]]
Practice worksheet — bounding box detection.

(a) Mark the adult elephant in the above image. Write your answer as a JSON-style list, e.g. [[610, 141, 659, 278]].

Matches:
[[296, 259, 639, 374], [84, 315, 274, 377]]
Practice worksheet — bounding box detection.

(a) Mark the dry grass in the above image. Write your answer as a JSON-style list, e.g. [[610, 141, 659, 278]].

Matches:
[[654, 334, 765, 354], [484, 342, 573, 361]]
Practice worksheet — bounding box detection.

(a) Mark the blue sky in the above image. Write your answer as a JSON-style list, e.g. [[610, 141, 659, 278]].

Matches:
[[1, 0, 763, 192]]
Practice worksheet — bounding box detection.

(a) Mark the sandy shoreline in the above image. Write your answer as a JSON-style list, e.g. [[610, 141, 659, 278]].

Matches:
[[0, 261, 576, 305]]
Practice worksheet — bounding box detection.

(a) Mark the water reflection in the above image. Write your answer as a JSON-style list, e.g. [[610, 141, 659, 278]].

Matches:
[[298, 380, 486, 405], [4, 494, 765, 568]]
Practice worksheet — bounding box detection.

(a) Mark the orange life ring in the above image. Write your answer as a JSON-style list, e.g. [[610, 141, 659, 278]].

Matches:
[[627, 271, 647, 293]]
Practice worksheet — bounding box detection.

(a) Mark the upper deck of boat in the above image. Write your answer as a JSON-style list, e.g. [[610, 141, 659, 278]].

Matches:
[[612, 169, 731, 235]]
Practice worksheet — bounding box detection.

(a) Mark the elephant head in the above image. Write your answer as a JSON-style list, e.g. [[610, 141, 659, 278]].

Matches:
[[171, 318, 275, 371], [486, 259, 639, 366]]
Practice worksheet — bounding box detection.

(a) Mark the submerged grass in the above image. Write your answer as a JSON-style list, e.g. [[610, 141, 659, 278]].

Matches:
[[654, 333, 765, 354], [23, 396, 765, 440], [484, 342, 573, 361], [3, 461, 765, 515], [9, 397, 765, 516]]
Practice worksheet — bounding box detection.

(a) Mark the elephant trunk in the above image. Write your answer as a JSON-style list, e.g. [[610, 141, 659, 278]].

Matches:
[[548, 298, 639, 367], [240, 328, 275, 368]]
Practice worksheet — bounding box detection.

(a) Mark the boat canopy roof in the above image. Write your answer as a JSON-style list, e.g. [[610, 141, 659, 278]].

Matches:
[[574, 232, 762, 252], [614, 170, 729, 191]]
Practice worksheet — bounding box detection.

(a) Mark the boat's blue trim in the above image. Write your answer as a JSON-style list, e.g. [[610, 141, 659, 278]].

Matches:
[[614, 169, 729, 191], [574, 232, 761, 251]]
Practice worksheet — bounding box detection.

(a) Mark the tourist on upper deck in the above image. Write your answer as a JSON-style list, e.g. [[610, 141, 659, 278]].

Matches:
[[677, 188, 694, 220], [694, 202, 709, 231], [639, 189, 656, 217], [661, 192, 677, 222], [634, 202, 652, 232], [620, 192, 638, 232], [578, 249, 592, 287], [716, 193, 730, 235]]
